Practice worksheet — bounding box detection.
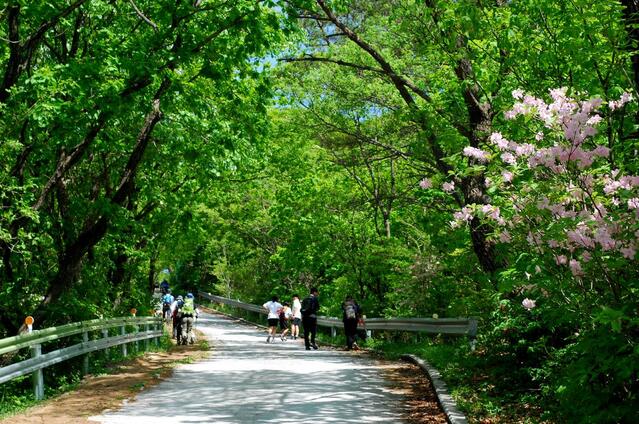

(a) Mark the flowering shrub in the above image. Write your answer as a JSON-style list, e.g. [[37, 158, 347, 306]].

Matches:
[[453, 88, 637, 295], [428, 88, 639, 420]]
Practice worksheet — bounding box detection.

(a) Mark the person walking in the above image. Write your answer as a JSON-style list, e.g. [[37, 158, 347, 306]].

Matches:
[[342, 295, 361, 350], [180, 293, 196, 345], [263, 295, 283, 343], [301, 287, 320, 350], [279, 302, 292, 341], [290, 294, 302, 340], [161, 290, 174, 322], [171, 295, 184, 340]]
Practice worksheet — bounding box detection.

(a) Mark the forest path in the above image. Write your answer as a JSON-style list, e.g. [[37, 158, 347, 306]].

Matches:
[[88, 311, 432, 424]]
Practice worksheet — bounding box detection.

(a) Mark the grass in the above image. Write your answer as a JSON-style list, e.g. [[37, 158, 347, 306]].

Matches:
[[361, 336, 549, 423]]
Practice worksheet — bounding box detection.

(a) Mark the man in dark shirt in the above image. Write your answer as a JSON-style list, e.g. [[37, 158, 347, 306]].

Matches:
[[301, 287, 320, 350]]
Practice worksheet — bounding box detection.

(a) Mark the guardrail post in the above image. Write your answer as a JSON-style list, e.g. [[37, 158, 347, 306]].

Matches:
[[154, 322, 159, 346], [121, 325, 127, 357], [102, 329, 110, 360], [31, 344, 44, 400], [82, 331, 89, 375], [331, 326, 336, 338], [468, 318, 478, 351], [145, 324, 149, 351]]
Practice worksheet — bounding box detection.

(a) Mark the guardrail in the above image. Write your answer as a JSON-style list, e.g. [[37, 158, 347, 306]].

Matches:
[[198, 291, 477, 342], [0, 316, 162, 400]]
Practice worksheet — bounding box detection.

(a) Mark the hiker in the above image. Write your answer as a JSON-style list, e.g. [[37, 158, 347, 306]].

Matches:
[[171, 295, 184, 340], [301, 287, 320, 350], [263, 295, 283, 343], [180, 293, 196, 345], [160, 280, 170, 295], [161, 290, 174, 321], [290, 294, 302, 340], [279, 302, 292, 341], [342, 295, 361, 350]]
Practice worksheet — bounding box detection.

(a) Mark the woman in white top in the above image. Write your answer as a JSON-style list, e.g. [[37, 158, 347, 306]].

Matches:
[[290, 294, 302, 340], [262, 295, 283, 343]]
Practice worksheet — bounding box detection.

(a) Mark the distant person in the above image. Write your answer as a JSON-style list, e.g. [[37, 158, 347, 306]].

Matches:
[[161, 290, 174, 321], [301, 287, 320, 350], [263, 295, 283, 343], [180, 293, 196, 345], [279, 302, 292, 341], [342, 295, 361, 350], [160, 280, 170, 295], [290, 294, 302, 340]]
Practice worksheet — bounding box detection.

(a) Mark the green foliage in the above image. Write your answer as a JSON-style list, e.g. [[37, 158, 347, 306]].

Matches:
[[2, 0, 639, 422]]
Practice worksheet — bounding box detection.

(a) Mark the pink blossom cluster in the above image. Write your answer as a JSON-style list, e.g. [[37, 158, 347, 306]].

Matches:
[[466, 89, 639, 283], [487, 90, 621, 173], [463, 146, 491, 163], [609, 92, 632, 111], [450, 203, 505, 228], [419, 178, 432, 189]]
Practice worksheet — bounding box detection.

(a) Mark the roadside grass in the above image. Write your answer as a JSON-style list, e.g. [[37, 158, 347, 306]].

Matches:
[[359, 336, 549, 424]]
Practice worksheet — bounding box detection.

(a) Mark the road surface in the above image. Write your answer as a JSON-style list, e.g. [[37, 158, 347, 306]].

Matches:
[[89, 312, 412, 423]]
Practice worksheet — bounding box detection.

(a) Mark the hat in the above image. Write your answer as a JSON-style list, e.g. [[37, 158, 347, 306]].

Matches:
[[177, 295, 183, 300], [186, 293, 194, 298]]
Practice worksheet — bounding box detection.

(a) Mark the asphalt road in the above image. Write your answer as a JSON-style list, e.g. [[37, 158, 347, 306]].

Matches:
[[89, 312, 409, 424]]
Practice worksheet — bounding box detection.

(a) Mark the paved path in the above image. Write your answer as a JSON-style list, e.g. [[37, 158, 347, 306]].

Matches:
[[89, 312, 409, 423]]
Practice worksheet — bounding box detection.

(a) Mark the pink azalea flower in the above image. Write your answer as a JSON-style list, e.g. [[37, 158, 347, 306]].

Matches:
[[502, 171, 514, 183], [569, 259, 583, 276], [628, 198, 639, 210], [620, 245, 636, 259], [442, 181, 455, 193], [501, 152, 517, 165], [419, 178, 432, 189], [522, 298, 536, 310], [490, 132, 509, 150], [463, 146, 491, 163]]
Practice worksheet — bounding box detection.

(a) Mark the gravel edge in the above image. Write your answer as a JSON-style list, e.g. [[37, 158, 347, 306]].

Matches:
[[400, 354, 468, 424]]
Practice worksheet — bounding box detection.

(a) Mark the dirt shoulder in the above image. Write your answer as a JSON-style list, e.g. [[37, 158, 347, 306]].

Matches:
[[1, 332, 210, 424]]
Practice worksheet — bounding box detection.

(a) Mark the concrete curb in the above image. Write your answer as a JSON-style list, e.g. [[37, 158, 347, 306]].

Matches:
[[400, 354, 468, 424]]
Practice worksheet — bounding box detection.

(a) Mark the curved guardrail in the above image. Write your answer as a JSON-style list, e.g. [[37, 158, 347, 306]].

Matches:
[[198, 291, 477, 339], [0, 315, 162, 400]]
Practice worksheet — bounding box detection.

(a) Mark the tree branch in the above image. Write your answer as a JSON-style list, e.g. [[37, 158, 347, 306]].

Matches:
[[128, 0, 158, 32]]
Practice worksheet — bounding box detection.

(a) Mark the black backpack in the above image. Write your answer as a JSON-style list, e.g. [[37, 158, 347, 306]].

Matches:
[[300, 296, 314, 316]]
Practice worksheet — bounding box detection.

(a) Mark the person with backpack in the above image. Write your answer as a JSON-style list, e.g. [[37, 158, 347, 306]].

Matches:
[[161, 290, 174, 321], [301, 287, 320, 350], [263, 295, 283, 343], [180, 293, 196, 345], [160, 280, 170, 295], [342, 295, 361, 350], [171, 295, 184, 340], [290, 294, 302, 340]]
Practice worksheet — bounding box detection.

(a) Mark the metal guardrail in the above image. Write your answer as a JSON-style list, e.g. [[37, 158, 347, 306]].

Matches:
[[198, 291, 477, 339], [0, 316, 162, 400]]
